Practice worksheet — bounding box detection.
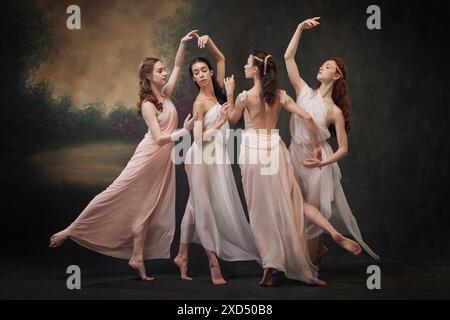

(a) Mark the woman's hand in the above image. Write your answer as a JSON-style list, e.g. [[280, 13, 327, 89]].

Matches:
[[301, 158, 324, 169], [183, 112, 198, 131], [218, 102, 231, 124], [302, 144, 324, 168], [314, 145, 323, 161], [224, 75, 235, 96], [197, 35, 209, 48], [181, 30, 199, 44], [299, 17, 320, 30]]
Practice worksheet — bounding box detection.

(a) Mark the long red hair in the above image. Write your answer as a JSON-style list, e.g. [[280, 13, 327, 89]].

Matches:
[[315, 58, 351, 136]]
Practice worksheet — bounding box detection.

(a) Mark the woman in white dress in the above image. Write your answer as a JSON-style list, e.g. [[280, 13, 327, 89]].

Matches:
[[226, 50, 363, 286], [284, 17, 380, 266], [174, 34, 260, 285]]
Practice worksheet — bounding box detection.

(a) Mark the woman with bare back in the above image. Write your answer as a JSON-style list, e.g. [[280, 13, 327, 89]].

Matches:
[[226, 50, 362, 286]]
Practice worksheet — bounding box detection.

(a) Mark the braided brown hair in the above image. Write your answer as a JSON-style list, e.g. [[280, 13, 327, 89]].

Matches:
[[251, 50, 279, 106]]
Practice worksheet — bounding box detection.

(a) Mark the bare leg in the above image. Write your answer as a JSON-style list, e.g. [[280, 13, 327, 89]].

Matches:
[[49, 229, 69, 248], [303, 203, 362, 256], [316, 235, 329, 268], [128, 222, 154, 281], [259, 268, 275, 287], [206, 250, 226, 285], [307, 236, 320, 265], [174, 243, 193, 281], [308, 235, 328, 269]]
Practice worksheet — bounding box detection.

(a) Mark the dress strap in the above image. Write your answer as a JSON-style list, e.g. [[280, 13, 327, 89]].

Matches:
[[279, 90, 287, 105]]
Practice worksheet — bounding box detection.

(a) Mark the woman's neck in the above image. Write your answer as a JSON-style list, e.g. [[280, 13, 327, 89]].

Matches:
[[151, 83, 163, 100], [253, 76, 263, 97], [200, 85, 217, 102], [318, 81, 334, 101], [200, 83, 215, 95]]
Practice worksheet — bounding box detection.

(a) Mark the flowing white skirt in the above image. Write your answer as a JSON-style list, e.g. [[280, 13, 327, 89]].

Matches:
[[290, 139, 380, 260], [180, 129, 260, 263]]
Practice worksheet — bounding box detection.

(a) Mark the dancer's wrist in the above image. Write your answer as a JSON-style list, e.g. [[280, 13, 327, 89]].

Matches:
[[171, 128, 189, 141]]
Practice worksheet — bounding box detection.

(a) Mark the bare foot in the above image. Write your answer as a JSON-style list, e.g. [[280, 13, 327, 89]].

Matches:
[[128, 258, 154, 281], [174, 255, 193, 281], [332, 233, 362, 256], [316, 278, 327, 286], [49, 230, 69, 248], [209, 263, 226, 285], [259, 268, 275, 287]]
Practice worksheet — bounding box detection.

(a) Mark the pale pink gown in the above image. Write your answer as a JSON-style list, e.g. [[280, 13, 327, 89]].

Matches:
[[238, 91, 320, 285], [64, 99, 178, 260], [180, 104, 260, 263], [290, 84, 379, 260]]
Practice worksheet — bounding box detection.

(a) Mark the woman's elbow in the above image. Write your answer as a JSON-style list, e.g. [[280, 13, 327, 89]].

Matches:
[[340, 147, 348, 157], [155, 137, 166, 146]]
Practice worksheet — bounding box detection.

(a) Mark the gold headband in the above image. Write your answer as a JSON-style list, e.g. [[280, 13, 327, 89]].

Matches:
[[252, 54, 272, 76], [335, 64, 344, 80]]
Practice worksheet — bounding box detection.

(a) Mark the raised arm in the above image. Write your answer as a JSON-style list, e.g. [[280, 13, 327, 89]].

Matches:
[[223, 75, 242, 125], [162, 30, 198, 98], [141, 101, 196, 146], [284, 17, 320, 96], [197, 35, 225, 88]]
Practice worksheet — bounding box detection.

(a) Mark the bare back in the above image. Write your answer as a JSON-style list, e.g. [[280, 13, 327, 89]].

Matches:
[[242, 89, 285, 130]]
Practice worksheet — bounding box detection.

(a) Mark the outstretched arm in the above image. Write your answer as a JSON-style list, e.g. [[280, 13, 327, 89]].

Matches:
[[162, 30, 198, 98], [141, 101, 197, 146], [197, 35, 225, 88], [284, 17, 320, 96]]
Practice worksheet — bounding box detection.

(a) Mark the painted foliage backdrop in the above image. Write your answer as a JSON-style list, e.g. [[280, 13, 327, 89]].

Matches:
[[1, 0, 449, 257]]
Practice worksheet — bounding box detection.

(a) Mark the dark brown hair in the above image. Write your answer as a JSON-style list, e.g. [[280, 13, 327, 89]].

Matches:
[[251, 50, 279, 106], [188, 57, 226, 104]]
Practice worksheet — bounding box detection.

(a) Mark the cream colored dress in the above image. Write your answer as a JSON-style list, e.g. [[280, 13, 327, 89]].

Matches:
[[290, 84, 379, 260], [239, 91, 321, 284], [180, 103, 261, 263]]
